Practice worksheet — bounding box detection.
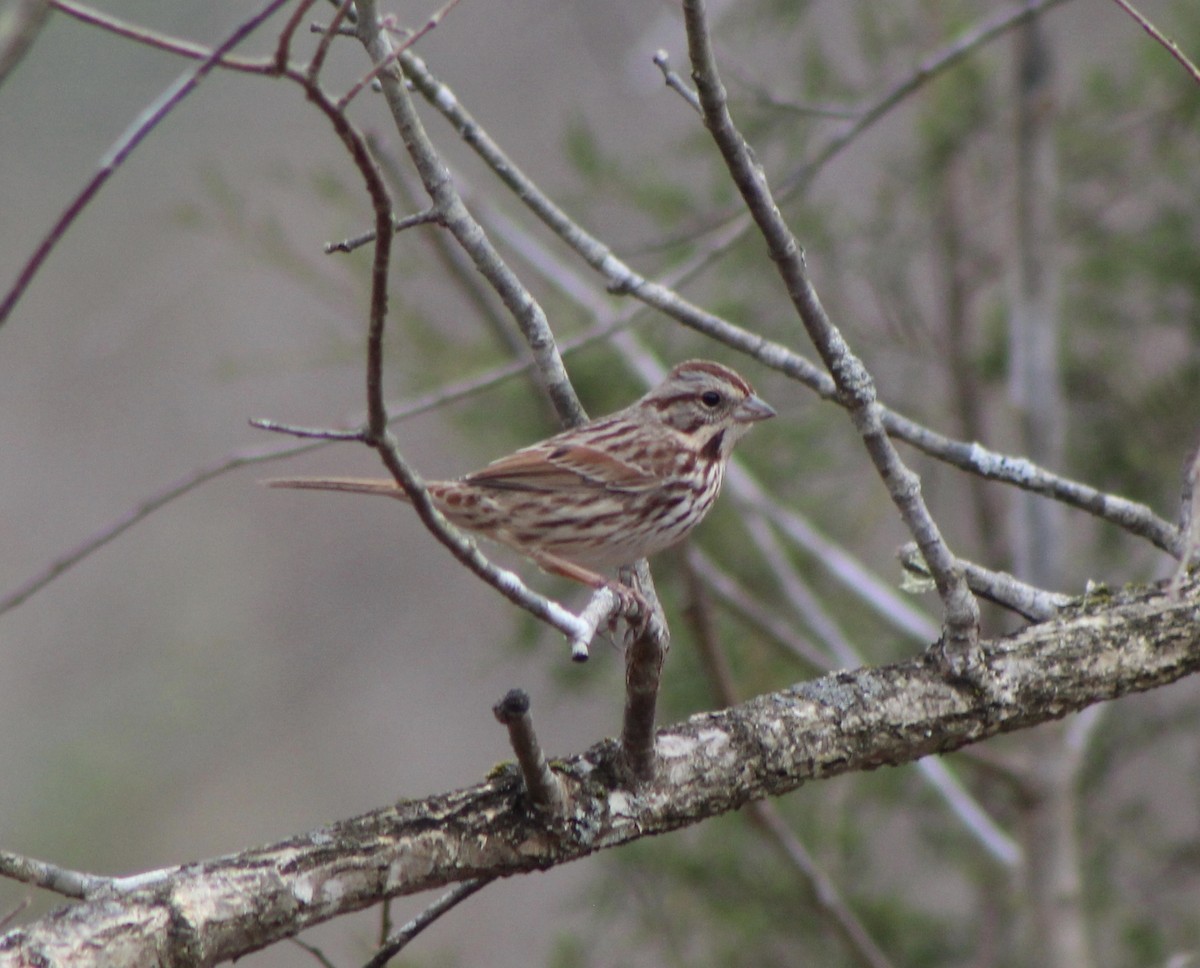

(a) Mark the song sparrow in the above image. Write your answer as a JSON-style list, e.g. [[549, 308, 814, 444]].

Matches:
[[267, 360, 775, 617]]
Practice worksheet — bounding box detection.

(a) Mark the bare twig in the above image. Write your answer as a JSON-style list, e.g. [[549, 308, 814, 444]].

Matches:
[[354, 0, 585, 427], [46, 0, 270, 72], [0, 850, 108, 899], [492, 689, 567, 814], [0, 897, 31, 933], [680, 0, 981, 667], [645, 0, 1074, 252], [747, 805, 897, 968], [306, 0, 354, 83], [290, 936, 339, 968], [400, 50, 1178, 559], [898, 543, 1070, 622], [324, 207, 441, 252], [686, 548, 828, 669], [250, 418, 367, 442], [680, 557, 898, 968], [0, 0, 288, 328], [781, 0, 1075, 198], [363, 879, 491, 968], [1109, 0, 1200, 85], [338, 0, 461, 109], [651, 50, 702, 115], [570, 587, 618, 661], [274, 0, 322, 73]]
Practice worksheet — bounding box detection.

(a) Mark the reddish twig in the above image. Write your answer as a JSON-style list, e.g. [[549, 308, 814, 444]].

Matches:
[[1109, 0, 1200, 85], [0, 0, 288, 328], [338, 0, 463, 109]]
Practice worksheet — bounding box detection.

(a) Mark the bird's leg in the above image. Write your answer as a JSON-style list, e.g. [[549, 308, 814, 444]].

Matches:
[[528, 550, 649, 633]]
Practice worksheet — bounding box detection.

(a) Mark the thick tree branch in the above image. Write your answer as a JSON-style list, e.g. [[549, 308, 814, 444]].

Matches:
[[5, 577, 1198, 965]]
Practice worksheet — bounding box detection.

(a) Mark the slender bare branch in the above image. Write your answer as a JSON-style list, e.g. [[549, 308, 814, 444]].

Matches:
[[45, 0, 270, 72], [354, 0, 585, 427], [274, 0, 322, 73], [324, 207, 441, 252], [338, 0, 461, 109], [898, 543, 1071, 622], [651, 49, 702, 115], [306, 0, 354, 83], [1109, 0, 1200, 85], [362, 879, 490, 968], [681, 0, 981, 666], [0, 0, 288, 328], [398, 50, 1178, 559]]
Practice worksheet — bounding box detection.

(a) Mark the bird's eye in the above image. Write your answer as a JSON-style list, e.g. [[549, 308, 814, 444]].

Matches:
[[700, 390, 722, 408]]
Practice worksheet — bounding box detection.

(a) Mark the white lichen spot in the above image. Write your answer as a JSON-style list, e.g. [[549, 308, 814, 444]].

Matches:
[[385, 858, 407, 891], [607, 790, 633, 817], [695, 728, 731, 753], [656, 733, 701, 759], [293, 874, 316, 906]]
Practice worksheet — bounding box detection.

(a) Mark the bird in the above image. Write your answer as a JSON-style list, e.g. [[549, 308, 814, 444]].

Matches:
[[266, 360, 775, 619]]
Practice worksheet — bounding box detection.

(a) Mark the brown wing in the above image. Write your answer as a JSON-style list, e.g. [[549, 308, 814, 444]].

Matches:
[[464, 442, 657, 493]]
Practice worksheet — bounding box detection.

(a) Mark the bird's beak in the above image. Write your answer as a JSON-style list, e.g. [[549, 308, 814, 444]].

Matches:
[[736, 394, 776, 423]]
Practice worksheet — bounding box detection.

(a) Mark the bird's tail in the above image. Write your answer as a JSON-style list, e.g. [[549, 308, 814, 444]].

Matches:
[[262, 477, 411, 501]]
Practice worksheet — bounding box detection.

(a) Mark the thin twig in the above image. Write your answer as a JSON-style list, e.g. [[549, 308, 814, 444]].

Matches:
[[307, 0, 354, 83], [292, 62, 607, 652], [46, 0, 270, 72], [1109, 0, 1200, 85], [650, 0, 1077, 257], [363, 879, 491, 968], [899, 543, 1070, 622], [250, 418, 367, 442], [679, 558, 897, 968], [0, 850, 108, 899], [400, 48, 1178, 558], [686, 548, 829, 669], [324, 207, 441, 253], [651, 50, 702, 115], [0, 0, 288, 328], [338, 0, 462, 109], [570, 587, 617, 661], [0, 897, 31, 932], [290, 936, 339, 968], [274, 0, 322, 73], [492, 689, 567, 814], [355, 0, 585, 427], [681, 0, 981, 667]]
